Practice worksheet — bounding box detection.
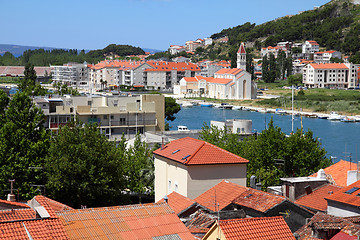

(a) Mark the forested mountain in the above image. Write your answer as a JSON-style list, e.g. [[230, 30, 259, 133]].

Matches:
[[208, 0, 360, 63], [0, 44, 145, 66]]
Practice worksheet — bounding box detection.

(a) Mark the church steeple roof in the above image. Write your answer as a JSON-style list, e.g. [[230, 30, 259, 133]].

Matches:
[[238, 43, 246, 54]]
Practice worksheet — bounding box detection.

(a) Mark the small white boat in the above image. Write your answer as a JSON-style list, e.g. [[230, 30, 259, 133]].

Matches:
[[181, 102, 193, 108], [242, 107, 251, 111], [178, 125, 190, 131], [257, 108, 267, 113], [233, 106, 242, 110], [328, 112, 342, 121], [213, 103, 221, 108], [317, 114, 328, 119], [275, 108, 286, 115], [219, 103, 233, 109], [341, 116, 356, 123]]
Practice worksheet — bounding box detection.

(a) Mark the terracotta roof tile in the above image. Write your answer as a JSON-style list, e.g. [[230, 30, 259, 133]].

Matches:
[[157, 192, 196, 215], [295, 184, 343, 212], [0, 218, 69, 240], [215, 68, 243, 75], [0, 199, 29, 209], [0, 208, 36, 222], [153, 137, 248, 166], [207, 78, 233, 84], [232, 188, 285, 213], [325, 180, 360, 207], [185, 209, 216, 233], [56, 202, 194, 240], [31, 195, 74, 218], [195, 180, 247, 212], [309, 160, 357, 187], [218, 216, 295, 240], [309, 63, 348, 70]]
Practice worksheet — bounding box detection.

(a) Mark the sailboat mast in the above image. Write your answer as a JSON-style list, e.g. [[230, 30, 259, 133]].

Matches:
[[292, 85, 294, 133]]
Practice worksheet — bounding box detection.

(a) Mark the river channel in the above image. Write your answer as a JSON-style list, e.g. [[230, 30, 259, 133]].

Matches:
[[170, 105, 359, 163]]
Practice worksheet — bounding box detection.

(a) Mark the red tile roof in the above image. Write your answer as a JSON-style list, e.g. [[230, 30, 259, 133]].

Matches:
[[153, 137, 249, 166], [30, 196, 74, 218], [295, 184, 343, 212], [307, 40, 319, 46], [238, 43, 246, 54], [91, 59, 145, 70], [217, 216, 295, 240], [309, 160, 357, 187], [157, 191, 196, 215], [325, 180, 360, 207], [147, 61, 200, 71], [232, 188, 285, 213], [195, 180, 247, 212], [0, 208, 36, 222], [0, 199, 29, 209], [309, 63, 348, 70], [185, 210, 216, 234], [215, 68, 243, 75], [0, 218, 69, 240], [208, 78, 233, 85], [330, 231, 358, 240], [56, 202, 194, 240]]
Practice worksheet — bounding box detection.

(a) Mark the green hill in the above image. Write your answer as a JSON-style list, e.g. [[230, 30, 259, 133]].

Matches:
[[208, 0, 360, 63]]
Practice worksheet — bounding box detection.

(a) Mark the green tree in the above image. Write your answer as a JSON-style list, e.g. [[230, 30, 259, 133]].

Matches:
[[165, 97, 181, 121], [124, 134, 154, 203], [18, 63, 47, 96], [0, 92, 49, 200], [45, 123, 126, 208], [262, 55, 270, 83], [199, 118, 331, 189], [269, 53, 277, 82], [287, 74, 303, 86]]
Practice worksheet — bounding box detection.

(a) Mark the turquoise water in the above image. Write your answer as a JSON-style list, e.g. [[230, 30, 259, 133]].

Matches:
[[170, 106, 359, 162]]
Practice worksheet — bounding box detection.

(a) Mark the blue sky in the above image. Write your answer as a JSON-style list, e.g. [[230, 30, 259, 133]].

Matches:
[[1, 0, 330, 51]]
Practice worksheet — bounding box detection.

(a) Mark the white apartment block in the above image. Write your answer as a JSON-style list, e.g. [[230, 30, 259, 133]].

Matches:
[[51, 63, 89, 89], [303, 63, 358, 89], [302, 40, 320, 54], [314, 50, 342, 63], [33, 94, 165, 138], [168, 45, 186, 55]]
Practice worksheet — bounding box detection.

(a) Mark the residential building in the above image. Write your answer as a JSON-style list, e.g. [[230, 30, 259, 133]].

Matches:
[[295, 184, 343, 212], [169, 45, 186, 55], [153, 137, 249, 201], [303, 63, 358, 89], [314, 50, 342, 63], [51, 62, 89, 88], [309, 160, 358, 187], [185, 40, 202, 52], [302, 40, 320, 54], [236, 42, 246, 70], [144, 61, 200, 91], [210, 119, 254, 136], [292, 59, 313, 75], [195, 180, 313, 232], [33, 94, 165, 138], [326, 179, 360, 217], [261, 46, 288, 58], [204, 37, 213, 45], [202, 217, 295, 240], [0, 66, 51, 82], [295, 212, 360, 240]]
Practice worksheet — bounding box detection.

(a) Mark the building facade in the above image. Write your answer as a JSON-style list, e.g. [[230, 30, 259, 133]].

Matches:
[[303, 63, 358, 89], [51, 63, 89, 88]]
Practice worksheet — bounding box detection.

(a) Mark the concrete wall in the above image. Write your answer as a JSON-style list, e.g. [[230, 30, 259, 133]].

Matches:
[[187, 164, 247, 199], [202, 225, 226, 240], [154, 156, 189, 202], [327, 200, 360, 217], [141, 94, 165, 131]]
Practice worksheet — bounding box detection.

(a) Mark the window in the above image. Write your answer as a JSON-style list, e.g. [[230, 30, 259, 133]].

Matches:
[[87, 101, 92, 106], [345, 187, 359, 194], [104, 115, 108, 119], [175, 183, 178, 192], [168, 180, 172, 192], [110, 115, 114, 120]]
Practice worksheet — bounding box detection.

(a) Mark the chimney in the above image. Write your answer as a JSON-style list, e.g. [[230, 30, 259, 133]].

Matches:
[[7, 179, 16, 202], [250, 175, 256, 189], [164, 195, 168, 203]]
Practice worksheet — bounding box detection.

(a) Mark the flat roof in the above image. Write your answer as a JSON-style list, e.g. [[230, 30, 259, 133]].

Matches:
[[280, 177, 327, 183]]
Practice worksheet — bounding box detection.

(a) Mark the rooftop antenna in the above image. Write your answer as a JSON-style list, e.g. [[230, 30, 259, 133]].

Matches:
[[343, 144, 352, 170]]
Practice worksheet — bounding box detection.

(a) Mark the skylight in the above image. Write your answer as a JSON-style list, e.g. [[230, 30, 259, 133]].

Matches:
[[172, 149, 180, 154], [345, 187, 360, 194], [182, 155, 191, 160]]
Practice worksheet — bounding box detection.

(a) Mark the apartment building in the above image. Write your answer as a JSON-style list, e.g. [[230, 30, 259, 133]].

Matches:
[[302, 40, 320, 54], [144, 61, 200, 90], [168, 45, 186, 55], [261, 46, 288, 58], [51, 63, 89, 88], [33, 94, 165, 138], [314, 50, 342, 63], [303, 63, 358, 89]]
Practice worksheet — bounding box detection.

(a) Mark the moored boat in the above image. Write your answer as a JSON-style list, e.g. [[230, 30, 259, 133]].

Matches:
[[200, 103, 213, 107], [328, 111, 342, 121]]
